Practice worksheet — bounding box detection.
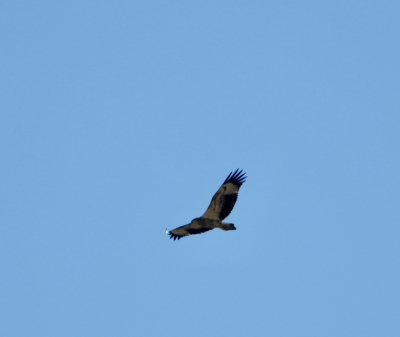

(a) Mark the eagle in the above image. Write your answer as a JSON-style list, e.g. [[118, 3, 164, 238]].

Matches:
[[166, 169, 246, 241]]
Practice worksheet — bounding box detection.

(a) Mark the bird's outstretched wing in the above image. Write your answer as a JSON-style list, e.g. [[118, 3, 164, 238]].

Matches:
[[202, 169, 246, 221], [166, 225, 212, 241]]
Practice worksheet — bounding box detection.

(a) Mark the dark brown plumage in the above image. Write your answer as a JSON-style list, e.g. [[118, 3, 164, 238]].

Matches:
[[166, 169, 246, 241]]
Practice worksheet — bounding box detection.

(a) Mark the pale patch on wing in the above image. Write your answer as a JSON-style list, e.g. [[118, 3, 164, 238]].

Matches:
[[202, 169, 246, 221], [202, 187, 225, 220]]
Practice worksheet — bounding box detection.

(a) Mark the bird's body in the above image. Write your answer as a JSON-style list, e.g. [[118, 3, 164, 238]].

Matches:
[[166, 169, 246, 240]]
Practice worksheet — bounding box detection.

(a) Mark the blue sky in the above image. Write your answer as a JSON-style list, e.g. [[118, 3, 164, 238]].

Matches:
[[1, 1, 399, 336]]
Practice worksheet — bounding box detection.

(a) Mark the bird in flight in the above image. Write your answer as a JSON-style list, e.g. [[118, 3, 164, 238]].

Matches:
[[166, 169, 246, 241]]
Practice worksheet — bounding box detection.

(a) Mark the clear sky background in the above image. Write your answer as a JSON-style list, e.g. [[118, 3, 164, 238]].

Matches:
[[1, 1, 399, 336]]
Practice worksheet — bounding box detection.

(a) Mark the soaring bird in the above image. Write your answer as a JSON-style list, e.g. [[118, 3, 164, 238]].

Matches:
[[166, 169, 246, 241]]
